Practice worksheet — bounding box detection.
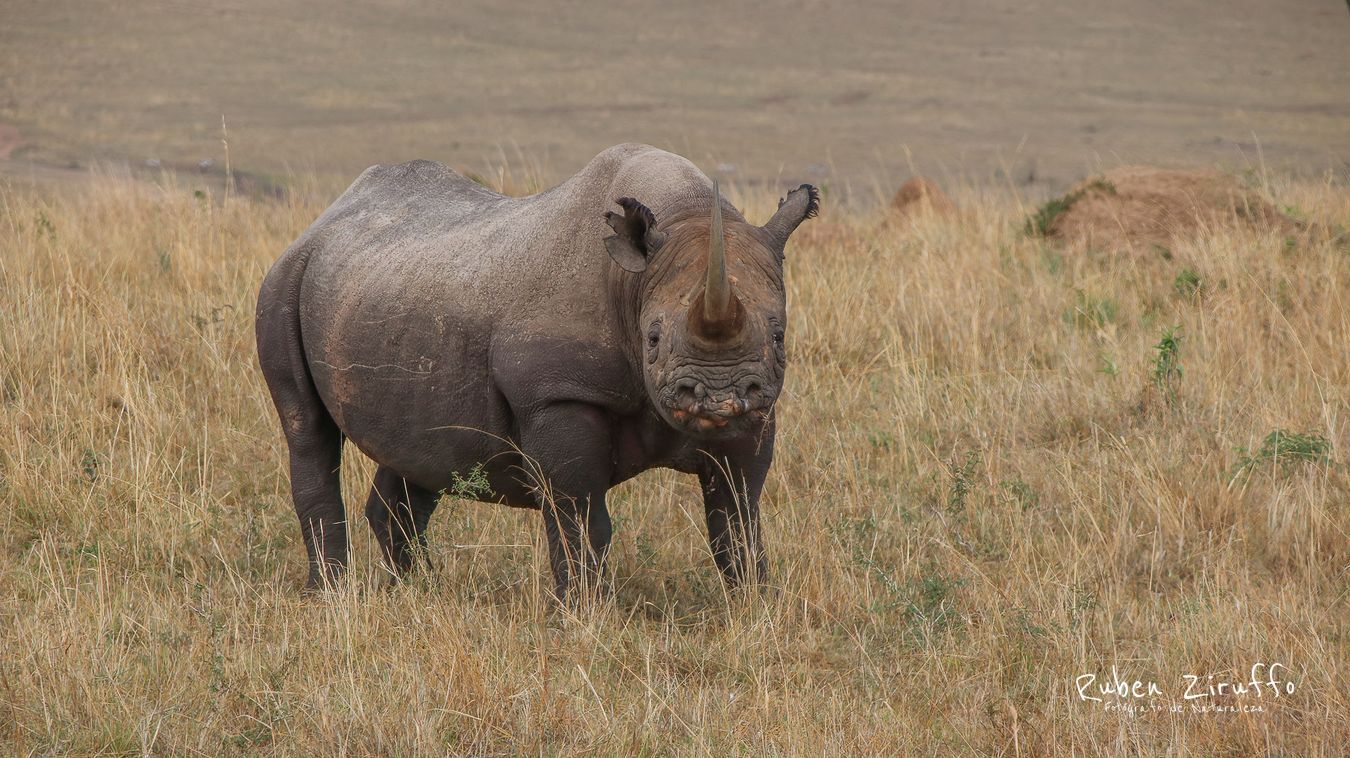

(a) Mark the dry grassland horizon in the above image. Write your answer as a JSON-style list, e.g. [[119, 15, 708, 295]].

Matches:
[[0, 163, 1346, 753]]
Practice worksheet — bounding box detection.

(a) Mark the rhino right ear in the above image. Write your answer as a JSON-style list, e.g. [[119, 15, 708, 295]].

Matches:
[[762, 183, 820, 251], [604, 197, 667, 273]]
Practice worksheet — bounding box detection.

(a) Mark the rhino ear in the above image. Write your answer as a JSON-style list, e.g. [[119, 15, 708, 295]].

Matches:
[[762, 184, 820, 250], [604, 197, 667, 273]]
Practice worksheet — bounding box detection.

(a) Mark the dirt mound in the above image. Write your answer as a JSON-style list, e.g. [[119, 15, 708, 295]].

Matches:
[[1030, 166, 1300, 251], [889, 176, 956, 221]]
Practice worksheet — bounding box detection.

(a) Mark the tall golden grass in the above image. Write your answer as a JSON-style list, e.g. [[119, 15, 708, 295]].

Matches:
[[1, 169, 1346, 753]]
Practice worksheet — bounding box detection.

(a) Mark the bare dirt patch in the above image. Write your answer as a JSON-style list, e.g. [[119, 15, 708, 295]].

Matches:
[[1031, 166, 1302, 252]]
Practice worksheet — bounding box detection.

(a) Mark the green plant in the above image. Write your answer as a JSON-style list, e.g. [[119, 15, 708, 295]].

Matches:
[[1098, 352, 1119, 377], [35, 211, 56, 242], [1039, 246, 1064, 275], [80, 448, 100, 481], [444, 463, 492, 501], [1173, 268, 1202, 297], [1231, 429, 1332, 480], [1066, 289, 1117, 329], [1024, 179, 1115, 237], [1151, 325, 1183, 407], [1002, 478, 1040, 511], [902, 565, 965, 639], [1025, 195, 1075, 238], [946, 451, 980, 515], [868, 430, 897, 450], [1067, 585, 1098, 630]]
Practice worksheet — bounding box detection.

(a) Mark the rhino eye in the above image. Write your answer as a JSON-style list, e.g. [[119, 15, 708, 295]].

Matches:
[[646, 325, 662, 364], [772, 330, 785, 345]]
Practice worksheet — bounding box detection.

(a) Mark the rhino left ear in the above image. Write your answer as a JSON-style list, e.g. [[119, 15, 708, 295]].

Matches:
[[762, 184, 820, 249], [604, 197, 667, 273]]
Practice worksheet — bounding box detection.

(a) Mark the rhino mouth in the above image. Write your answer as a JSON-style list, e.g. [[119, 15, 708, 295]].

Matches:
[[665, 396, 773, 435], [657, 364, 776, 435]]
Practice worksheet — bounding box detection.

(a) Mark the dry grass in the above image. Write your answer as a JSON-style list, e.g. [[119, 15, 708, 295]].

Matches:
[[0, 169, 1346, 754]]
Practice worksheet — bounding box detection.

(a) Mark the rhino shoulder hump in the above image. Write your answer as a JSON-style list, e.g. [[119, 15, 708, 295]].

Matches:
[[349, 159, 499, 202]]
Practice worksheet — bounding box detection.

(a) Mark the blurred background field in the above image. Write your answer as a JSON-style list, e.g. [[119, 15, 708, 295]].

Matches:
[[1, 0, 1349, 197]]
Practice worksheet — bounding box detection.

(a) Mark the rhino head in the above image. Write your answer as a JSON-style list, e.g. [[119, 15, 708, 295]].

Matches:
[[604, 181, 819, 437]]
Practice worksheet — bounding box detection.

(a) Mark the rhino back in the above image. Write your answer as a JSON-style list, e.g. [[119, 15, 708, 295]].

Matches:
[[299, 145, 711, 344]]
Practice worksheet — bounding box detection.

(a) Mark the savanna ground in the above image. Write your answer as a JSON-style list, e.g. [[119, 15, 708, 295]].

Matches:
[[1, 165, 1346, 754]]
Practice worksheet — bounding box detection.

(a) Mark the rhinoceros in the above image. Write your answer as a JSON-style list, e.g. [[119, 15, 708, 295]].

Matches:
[[255, 143, 817, 598]]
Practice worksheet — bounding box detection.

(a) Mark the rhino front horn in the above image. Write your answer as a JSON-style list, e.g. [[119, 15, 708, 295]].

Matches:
[[702, 180, 738, 328]]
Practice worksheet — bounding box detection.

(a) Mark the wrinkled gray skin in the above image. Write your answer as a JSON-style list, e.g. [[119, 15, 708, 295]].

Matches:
[[256, 143, 817, 599]]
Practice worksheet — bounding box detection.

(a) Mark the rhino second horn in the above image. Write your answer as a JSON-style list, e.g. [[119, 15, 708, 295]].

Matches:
[[703, 180, 734, 324]]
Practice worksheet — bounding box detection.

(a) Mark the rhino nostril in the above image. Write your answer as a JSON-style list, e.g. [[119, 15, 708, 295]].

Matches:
[[672, 378, 699, 409]]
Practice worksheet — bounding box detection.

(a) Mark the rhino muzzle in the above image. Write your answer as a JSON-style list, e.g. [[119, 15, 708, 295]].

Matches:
[[662, 372, 774, 433]]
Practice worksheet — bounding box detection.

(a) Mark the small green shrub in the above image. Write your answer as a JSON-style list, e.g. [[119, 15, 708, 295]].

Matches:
[[1024, 179, 1115, 237], [1066, 289, 1118, 329], [35, 211, 57, 242], [1098, 352, 1119, 377], [1173, 268, 1202, 297], [80, 448, 101, 482], [1231, 429, 1332, 480], [946, 451, 980, 515], [1002, 478, 1040, 511], [444, 463, 492, 500], [1151, 325, 1183, 407]]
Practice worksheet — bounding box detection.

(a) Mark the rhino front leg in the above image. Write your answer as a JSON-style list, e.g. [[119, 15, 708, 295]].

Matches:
[[541, 491, 612, 603], [521, 403, 615, 603], [365, 466, 439, 579], [699, 434, 774, 587]]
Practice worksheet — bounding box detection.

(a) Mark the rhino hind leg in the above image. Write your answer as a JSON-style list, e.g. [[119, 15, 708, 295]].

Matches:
[[286, 413, 347, 591], [365, 466, 439, 579], [257, 247, 349, 592], [257, 351, 347, 591]]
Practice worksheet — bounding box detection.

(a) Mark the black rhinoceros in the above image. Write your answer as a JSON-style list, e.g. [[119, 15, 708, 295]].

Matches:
[[255, 143, 817, 598]]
